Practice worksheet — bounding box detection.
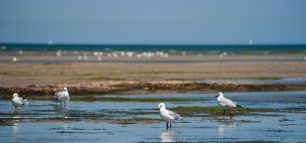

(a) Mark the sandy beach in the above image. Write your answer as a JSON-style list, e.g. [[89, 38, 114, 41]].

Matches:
[[1, 55, 306, 85]]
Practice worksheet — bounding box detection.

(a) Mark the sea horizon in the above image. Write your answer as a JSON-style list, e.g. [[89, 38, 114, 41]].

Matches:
[[1, 43, 306, 53]]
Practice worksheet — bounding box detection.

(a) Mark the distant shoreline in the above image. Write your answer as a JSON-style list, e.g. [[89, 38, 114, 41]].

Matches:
[[0, 56, 305, 63]]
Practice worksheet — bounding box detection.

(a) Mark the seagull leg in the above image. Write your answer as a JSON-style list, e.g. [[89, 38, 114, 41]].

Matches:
[[170, 123, 172, 128], [227, 108, 233, 116], [222, 109, 226, 116], [166, 122, 169, 129]]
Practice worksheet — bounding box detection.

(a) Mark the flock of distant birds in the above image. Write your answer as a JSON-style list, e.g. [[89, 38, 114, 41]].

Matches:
[[11, 87, 241, 128], [10, 50, 171, 63], [9, 49, 306, 63]]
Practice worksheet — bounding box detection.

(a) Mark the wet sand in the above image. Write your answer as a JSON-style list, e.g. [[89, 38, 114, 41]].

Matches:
[[1, 80, 306, 97], [1, 55, 306, 95], [1, 61, 306, 85]]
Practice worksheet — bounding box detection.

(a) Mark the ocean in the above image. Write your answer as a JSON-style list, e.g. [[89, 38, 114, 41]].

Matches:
[[1, 43, 306, 55]]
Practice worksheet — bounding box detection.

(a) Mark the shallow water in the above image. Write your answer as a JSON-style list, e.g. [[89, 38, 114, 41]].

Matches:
[[197, 77, 306, 85], [1, 91, 306, 142]]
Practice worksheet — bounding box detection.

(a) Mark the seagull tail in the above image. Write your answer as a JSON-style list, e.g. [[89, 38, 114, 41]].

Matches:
[[236, 104, 243, 108], [22, 99, 29, 105]]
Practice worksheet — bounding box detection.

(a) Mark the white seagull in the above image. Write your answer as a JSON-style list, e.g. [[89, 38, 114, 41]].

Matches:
[[11, 93, 28, 112], [54, 87, 70, 107], [216, 92, 241, 116], [158, 103, 183, 128]]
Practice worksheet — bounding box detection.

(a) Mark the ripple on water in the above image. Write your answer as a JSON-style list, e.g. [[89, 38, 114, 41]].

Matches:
[[1, 91, 306, 142]]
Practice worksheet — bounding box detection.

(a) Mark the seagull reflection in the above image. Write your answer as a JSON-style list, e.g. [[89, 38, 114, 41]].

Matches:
[[12, 113, 23, 126], [12, 113, 22, 120], [13, 122, 19, 134], [54, 103, 67, 110], [63, 122, 68, 130], [160, 128, 175, 142], [12, 114, 23, 141], [52, 104, 68, 117], [13, 123, 19, 142], [218, 122, 236, 138]]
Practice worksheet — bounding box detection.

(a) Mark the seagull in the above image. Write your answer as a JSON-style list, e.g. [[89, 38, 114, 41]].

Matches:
[[216, 92, 241, 116], [54, 87, 70, 107], [11, 93, 28, 112], [12, 57, 18, 62], [158, 103, 183, 128]]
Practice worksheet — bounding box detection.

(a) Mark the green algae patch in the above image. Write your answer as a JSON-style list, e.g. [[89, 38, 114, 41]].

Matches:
[[1, 95, 53, 100], [33, 117, 81, 122], [2, 80, 306, 97], [282, 107, 306, 112], [251, 77, 281, 80], [71, 96, 204, 102], [236, 140, 280, 143], [170, 106, 275, 116], [0, 119, 13, 126], [27, 117, 161, 124], [100, 118, 161, 124], [104, 110, 158, 115]]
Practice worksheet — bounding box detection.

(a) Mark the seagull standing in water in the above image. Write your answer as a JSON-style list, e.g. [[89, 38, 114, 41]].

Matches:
[[54, 87, 70, 107], [216, 92, 241, 116], [11, 93, 28, 112], [158, 103, 183, 128]]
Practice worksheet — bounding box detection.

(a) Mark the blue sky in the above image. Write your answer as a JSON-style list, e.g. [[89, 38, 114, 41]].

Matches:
[[0, 0, 305, 44]]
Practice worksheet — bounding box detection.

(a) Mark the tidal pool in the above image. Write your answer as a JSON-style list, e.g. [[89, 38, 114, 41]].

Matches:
[[1, 91, 306, 142]]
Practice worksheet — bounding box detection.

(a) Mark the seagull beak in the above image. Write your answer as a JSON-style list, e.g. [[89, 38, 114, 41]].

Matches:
[[215, 95, 219, 97]]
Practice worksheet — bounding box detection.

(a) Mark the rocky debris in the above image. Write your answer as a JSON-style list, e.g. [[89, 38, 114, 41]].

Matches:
[[0, 81, 306, 96]]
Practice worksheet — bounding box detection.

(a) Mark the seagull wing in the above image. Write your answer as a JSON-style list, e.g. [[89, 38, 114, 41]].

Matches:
[[54, 92, 60, 97], [19, 97, 28, 103], [167, 109, 182, 120], [220, 97, 237, 107], [54, 91, 69, 102], [58, 93, 66, 99], [54, 91, 64, 97], [54, 91, 63, 101], [12, 97, 23, 105]]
